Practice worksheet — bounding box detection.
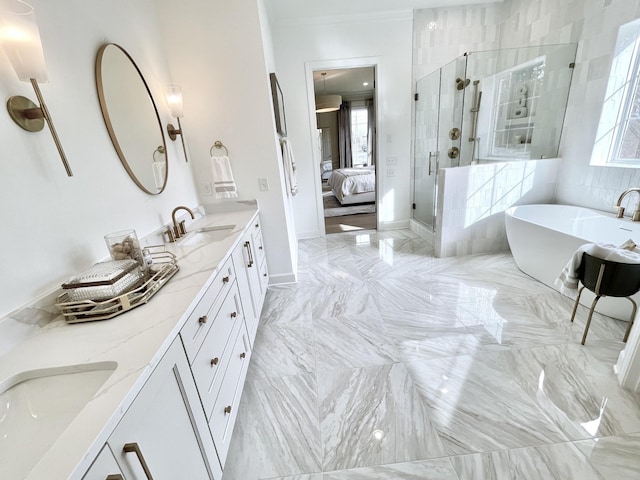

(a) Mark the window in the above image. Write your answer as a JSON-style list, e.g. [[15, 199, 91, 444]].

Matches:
[[592, 18, 640, 167], [350, 107, 369, 167]]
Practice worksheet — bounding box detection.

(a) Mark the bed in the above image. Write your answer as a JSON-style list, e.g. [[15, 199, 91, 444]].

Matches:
[[327, 166, 375, 205]]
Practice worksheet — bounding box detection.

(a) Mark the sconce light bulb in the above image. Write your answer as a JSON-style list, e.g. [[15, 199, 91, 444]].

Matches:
[[0, 1, 48, 82], [166, 83, 184, 118]]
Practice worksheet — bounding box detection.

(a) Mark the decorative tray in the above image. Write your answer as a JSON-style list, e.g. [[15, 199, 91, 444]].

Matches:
[[56, 246, 179, 324]]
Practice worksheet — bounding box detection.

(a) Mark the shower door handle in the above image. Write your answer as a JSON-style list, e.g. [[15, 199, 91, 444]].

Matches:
[[428, 152, 438, 176]]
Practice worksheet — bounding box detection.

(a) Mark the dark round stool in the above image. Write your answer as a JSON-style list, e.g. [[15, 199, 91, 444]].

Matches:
[[570, 252, 640, 345]]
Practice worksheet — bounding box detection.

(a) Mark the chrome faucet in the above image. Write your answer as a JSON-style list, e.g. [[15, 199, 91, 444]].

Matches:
[[614, 188, 640, 221], [166, 206, 195, 242]]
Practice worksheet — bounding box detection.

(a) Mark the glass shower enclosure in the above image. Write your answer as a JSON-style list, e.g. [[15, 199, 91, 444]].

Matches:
[[412, 43, 577, 230]]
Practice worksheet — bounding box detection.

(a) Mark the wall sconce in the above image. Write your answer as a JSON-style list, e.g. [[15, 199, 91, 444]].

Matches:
[[0, 1, 72, 176], [166, 83, 188, 162]]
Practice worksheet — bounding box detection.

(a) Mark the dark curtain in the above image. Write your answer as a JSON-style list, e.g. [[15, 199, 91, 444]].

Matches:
[[366, 99, 376, 167], [338, 101, 352, 168]]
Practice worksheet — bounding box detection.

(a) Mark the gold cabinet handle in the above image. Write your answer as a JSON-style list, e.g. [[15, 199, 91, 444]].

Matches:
[[231, 311, 237, 319], [224, 405, 232, 414], [123, 442, 154, 480], [222, 275, 230, 284], [106, 475, 124, 480], [198, 315, 207, 325], [210, 357, 219, 366], [240, 352, 246, 359]]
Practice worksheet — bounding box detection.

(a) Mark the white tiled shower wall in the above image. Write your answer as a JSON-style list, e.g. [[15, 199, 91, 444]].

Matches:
[[435, 159, 560, 257], [414, 0, 640, 256]]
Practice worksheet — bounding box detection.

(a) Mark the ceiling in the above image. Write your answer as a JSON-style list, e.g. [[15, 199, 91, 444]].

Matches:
[[313, 67, 375, 100], [264, 0, 502, 23]]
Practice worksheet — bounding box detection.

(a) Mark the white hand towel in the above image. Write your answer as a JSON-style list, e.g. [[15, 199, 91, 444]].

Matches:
[[281, 137, 298, 197], [210, 155, 238, 199], [152, 161, 166, 192]]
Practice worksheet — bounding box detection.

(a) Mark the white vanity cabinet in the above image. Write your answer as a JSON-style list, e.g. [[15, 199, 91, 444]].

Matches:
[[232, 217, 268, 344], [77, 209, 268, 480], [207, 322, 251, 466], [180, 252, 254, 468], [106, 337, 222, 480], [82, 446, 123, 480]]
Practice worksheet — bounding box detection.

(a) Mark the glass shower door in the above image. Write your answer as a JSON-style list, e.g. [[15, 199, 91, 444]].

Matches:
[[413, 70, 441, 229]]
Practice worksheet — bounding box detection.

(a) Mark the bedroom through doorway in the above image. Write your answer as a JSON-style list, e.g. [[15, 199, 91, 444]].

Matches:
[[314, 66, 377, 234]]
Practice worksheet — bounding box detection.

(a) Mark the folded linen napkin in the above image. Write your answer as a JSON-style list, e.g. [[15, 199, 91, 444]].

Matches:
[[210, 155, 238, 199], [554, 240, 640, 296]]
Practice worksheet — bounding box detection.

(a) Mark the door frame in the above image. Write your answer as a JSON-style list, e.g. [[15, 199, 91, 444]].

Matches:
[[304, 56, 382, 235]]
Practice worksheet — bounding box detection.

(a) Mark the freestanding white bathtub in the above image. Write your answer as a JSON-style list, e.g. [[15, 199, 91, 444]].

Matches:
[[505, 204, 640, 320]]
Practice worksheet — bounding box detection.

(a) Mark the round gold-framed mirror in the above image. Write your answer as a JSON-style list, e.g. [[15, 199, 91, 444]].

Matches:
[[96, 43, 168, 194]]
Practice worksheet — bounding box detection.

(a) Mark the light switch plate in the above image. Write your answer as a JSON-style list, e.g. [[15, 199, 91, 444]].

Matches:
[[258, 177, 270, 191]]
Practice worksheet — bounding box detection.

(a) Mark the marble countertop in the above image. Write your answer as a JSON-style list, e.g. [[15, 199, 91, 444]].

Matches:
[[0, 202, 259, 480]]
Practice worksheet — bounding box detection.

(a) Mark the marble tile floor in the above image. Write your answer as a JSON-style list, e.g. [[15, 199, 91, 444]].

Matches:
[[223, 229, 640, 479]]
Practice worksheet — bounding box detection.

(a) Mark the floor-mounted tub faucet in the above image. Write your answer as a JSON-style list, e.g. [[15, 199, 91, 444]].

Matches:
[[614, 188, 640, 221]]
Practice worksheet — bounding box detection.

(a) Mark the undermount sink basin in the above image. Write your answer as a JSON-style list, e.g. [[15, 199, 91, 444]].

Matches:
[[179, 224, 236, 245], [0, 362, 117, 479]]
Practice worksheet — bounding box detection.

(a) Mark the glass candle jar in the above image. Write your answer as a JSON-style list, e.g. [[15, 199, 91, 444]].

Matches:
[[104, 229, 145, 268]]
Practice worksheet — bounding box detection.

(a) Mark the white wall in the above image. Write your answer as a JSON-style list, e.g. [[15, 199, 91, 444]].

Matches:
[[413, 3, 503, 81], [0, 0, 199, 319], [154, 0, 297, 284], [269, 12, 414, 237], [499, 0, 640, 214]]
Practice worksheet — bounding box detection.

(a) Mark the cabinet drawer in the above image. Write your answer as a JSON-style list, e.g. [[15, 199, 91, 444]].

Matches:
[[181, 256, 236, 363], [192, 285, 244, 418], [82, 445, 123, 479], [208, 326, 251, 466], [253, 227, 266, 268], [259, 258, 269, 294]]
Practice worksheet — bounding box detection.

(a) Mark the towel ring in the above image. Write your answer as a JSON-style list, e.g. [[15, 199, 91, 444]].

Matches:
[[210, 140, 229, 157], [153, 145, 165, 162]]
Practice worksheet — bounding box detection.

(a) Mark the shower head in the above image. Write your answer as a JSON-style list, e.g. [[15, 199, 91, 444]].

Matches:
[[455, 78, 471, 90]]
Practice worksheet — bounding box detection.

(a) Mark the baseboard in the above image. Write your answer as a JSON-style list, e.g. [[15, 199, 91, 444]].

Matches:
[[268, 272, 297, 286], [378, 220, 410, 231], [409, 219, 435, 246], [297, 229, 325, 239]]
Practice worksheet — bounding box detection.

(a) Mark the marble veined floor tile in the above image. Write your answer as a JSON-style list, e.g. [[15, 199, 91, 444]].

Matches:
[[574, 433, 640, 480], [378, 310, 469, 330], [367, 277, 472, 315], [302, 238, 353, 265], [260, 285, 312, 327], [472, 291, 578, 326], [318, 363, 445, 471], [406, 353, 569, 455], [323, 458, 459, 479], [223, 373, 321, 480], [449, 442, 606, 480], [468, 319, 576, 350], [310, 283, 381, 321], [307, 261, 365, 287], [486, 343, 640, 440], [250, 324, 316, 378], [265, 475, 322, 480], [313, 315, 396, 371]]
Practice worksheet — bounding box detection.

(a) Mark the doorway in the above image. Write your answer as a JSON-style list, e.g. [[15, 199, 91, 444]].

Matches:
[[312, 66, 377, 234]]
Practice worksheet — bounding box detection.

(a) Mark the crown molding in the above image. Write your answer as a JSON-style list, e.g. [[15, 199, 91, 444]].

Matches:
[[273, 9, 413, 29]]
